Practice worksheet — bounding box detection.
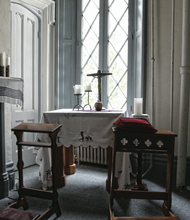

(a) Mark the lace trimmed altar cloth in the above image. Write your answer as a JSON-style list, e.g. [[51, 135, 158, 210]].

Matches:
[[33, 109, 132, 190]]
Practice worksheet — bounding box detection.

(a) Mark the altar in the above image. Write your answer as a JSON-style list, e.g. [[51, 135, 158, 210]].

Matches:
[[34, 109, 132, 190]]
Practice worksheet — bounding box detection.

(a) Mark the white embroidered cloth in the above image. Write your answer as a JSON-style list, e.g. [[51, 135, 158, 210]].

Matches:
[[34, 109, 132, 190], [0, 77, 24, 106], [37, 109, 124, 148]]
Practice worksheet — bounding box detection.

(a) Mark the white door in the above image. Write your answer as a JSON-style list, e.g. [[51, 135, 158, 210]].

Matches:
[[11, 3, 40, 168]]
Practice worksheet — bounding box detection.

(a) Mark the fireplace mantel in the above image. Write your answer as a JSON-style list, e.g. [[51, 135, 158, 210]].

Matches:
[[0, 77, 23, 199]]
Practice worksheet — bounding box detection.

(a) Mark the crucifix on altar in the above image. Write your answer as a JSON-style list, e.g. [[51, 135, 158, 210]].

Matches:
[[87, 69, 112, 102]]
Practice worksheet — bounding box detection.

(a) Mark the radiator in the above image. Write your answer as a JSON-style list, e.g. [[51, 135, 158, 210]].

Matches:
[[76, 146, 108, 165]]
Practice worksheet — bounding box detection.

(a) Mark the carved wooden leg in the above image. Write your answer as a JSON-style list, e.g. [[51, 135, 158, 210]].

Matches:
[[14, 131, 29, 210]]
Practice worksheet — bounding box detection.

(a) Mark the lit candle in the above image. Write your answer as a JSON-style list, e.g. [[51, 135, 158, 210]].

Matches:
[[6, 57, 10, 66], [86, 83, 91, 90], [134, 98, 143, 115]]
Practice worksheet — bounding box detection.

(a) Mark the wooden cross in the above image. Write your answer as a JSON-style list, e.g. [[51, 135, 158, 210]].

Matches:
[[87, 70, 112, 101]]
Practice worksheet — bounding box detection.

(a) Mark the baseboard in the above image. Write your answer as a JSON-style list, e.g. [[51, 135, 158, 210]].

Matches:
[[130, 153, 190, 185], [6, 161, 15, 190]]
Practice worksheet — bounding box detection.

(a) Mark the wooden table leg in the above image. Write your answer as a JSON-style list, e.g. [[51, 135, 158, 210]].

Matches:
[[55, 145, 66, 188], [64, 145, 76, 175], [13, 131, 29, 210], [163, 147, 174, 215], [106, 146, 119, 193]]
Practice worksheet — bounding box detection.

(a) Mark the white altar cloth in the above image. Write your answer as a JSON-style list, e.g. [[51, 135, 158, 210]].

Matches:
[[38, 109, 125, 148], [34, 109, 132, 190]]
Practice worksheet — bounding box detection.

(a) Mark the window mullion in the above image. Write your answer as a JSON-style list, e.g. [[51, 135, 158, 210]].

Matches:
[[127, 0, 145, 115], [99, 0, 108, 107], [76, 0, 82, 84]]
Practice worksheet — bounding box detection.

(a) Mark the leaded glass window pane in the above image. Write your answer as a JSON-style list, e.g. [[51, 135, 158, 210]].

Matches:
[[108, 0, 128, 109], [81, 0, 128, 110], [81, 0, 100, 106]]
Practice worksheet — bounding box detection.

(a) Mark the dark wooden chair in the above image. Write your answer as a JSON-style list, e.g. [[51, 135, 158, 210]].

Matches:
[[0, 123, 64, 220], [109, 127, 180, 220]]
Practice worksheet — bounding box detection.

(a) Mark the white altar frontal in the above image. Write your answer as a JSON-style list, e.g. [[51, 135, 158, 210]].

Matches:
[[34, 109, 132, 190]]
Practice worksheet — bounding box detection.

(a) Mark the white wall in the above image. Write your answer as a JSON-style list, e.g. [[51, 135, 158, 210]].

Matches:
[[146, 0, 189, 156], [0, 0, 55, 164], [0, 0, 12, 162]]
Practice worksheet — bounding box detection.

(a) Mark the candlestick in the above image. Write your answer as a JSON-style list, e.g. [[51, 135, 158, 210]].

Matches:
[[0, 52, 6, 77], [73, 94, 84, 111], [0, 66, 5, 77], [134, 98, 143, 115], [6, 65, 10, 77], [83, 90, 92, 110]]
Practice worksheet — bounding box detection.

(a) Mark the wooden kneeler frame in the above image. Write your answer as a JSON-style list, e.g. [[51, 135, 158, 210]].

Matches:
[[109, 128, 180, 220], [9, 123, 65, 220]]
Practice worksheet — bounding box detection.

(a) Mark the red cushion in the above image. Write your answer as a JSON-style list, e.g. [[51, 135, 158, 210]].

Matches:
[[0, 207, 40, 220], [113, 118, 157, 133]]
